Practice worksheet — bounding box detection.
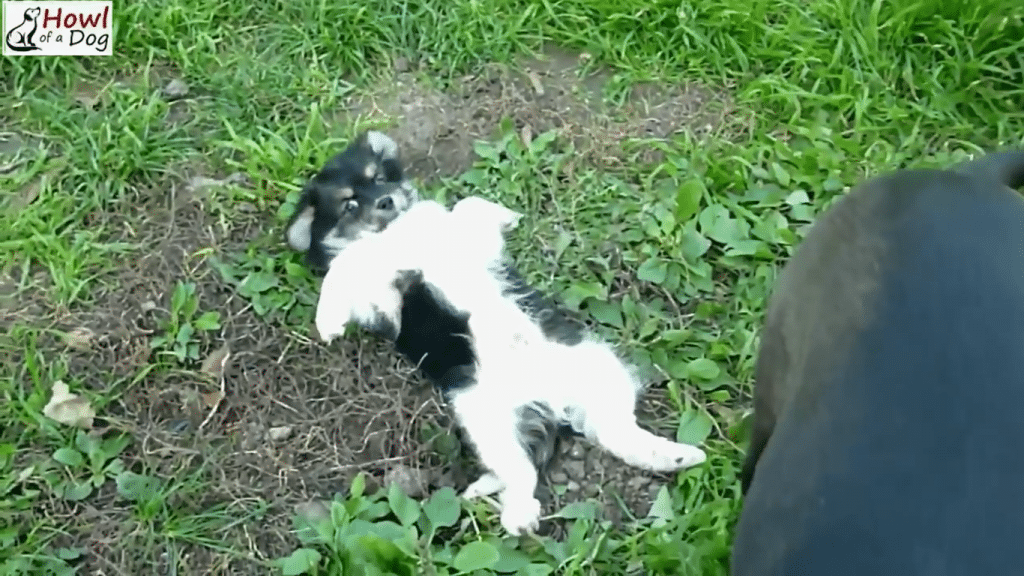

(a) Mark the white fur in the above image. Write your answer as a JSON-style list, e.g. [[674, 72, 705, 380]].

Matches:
[[366, 130, 399, 159], [314, 196, 707, 535]]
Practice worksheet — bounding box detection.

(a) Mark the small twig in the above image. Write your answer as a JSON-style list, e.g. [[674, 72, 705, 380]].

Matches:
[[197, 347, 230, 431]]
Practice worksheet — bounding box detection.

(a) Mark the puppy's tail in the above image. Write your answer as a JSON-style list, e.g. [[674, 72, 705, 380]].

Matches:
[[953, 150, 1024, 190]]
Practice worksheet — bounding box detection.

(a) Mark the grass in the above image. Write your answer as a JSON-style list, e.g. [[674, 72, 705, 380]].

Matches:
[[1, 0, 1022, 574]]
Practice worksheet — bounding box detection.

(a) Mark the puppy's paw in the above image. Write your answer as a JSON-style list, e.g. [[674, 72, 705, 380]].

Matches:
[[499, 496, 542, 536], [314, 294, 353, 343], [462, 473, 505, 500], [644, 438, 707, 472], [452, 197, 523, 232]]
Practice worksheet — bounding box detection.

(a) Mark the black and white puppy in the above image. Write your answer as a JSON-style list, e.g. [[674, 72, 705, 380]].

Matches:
[[732, 150, 1024, 575], [285, 131, 707, 535]]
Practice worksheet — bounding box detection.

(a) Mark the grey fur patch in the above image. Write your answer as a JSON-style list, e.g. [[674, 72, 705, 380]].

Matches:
[[498, 264, 587, 345], [515, 401, 562, 471]]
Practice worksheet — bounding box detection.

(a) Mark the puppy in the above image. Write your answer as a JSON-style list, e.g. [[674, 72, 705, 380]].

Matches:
[[286, 131, 707, 535], [732, 151, 1024, 575]]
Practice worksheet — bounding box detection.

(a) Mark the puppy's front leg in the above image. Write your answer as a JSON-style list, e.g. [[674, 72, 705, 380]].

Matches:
[[315, 242, 419, 342]]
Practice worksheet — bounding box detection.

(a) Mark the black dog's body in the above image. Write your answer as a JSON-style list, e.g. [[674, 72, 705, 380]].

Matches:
[[733, 151, 1024, 575]]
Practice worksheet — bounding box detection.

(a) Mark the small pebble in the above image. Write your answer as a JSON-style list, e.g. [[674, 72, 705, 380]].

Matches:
[[166, 419, 190, 436], [568, 443, 586, 459], [268, 426, 293, 441], [550, 471, 568, 484], [65, 327, 95, 350], [648, 484, 663, 501], [294, 500, 330, 524], [384, 464, 427, 498], [162, 79, 189, 100], [362, 474, 381, 495], [566, 480, 580, 492], [564, 459, 586, 481]]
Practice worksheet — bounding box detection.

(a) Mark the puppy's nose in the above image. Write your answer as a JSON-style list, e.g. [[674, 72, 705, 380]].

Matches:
[[376, 196, 394, 210]]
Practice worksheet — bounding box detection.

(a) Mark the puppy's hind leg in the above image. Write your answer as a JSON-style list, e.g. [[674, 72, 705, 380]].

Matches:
[[462, 472, 505, 500], [568, 343, 706, 471], [452, 390, 542, 536]]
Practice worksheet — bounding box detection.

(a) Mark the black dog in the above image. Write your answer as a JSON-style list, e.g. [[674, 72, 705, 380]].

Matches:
[[732, 150, 1024, 575]]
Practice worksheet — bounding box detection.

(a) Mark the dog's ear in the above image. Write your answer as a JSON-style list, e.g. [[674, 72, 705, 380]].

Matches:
[[363, 130, 399, 160], [358, 130, 405, 183], [285, 185, 316, 252]]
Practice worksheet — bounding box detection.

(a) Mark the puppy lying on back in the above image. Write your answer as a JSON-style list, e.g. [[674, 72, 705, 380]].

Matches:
[[286, 131, 707, 535], [732, 151, 1024, 575]]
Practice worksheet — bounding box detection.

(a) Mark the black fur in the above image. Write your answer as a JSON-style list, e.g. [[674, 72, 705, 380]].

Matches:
[[285, 131, 410, 274], [732, 150, 1024, 575]]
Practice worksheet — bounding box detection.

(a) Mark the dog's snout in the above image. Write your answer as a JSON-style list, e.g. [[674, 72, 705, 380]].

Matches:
[[377, 196, 395, 211]]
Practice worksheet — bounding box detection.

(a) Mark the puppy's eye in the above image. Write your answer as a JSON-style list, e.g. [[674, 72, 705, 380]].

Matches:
[[376, 196, 394, 211]]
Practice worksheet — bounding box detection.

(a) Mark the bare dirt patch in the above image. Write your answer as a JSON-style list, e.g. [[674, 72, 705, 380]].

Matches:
[[342, 46, 744, 183]]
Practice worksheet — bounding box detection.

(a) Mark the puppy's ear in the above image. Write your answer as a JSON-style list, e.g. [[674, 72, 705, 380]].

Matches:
[[363, 130, 399, 160], [285, 186, 316, 251]]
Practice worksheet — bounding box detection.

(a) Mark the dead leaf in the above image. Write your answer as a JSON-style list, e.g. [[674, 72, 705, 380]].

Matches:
[[0, 159, 24, 175], [384, 464, 428, 498], [199, 344, 231, 382], [186, 173, 248, 194], [43, 380, 95, 429], [7, 160, 68, 214], [521, 124, 533, 146], [72, 80, 110, 110], [268, 426, 293, 441], [12, 181, 41, 211], [526, 70, 545, 95], [64, 327, 95, 350], [177, 387, 201, 411], [199, 390, 224, 409], [186, 176, 225, 192]]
